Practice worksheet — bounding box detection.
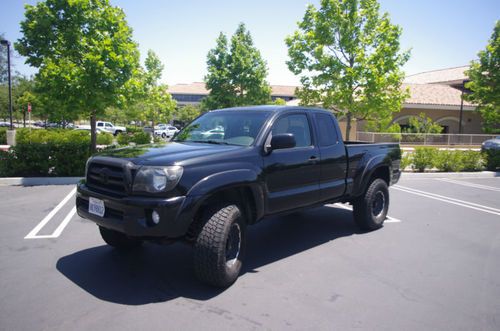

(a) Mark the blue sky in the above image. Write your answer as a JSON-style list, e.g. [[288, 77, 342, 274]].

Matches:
[[1, 0, 499, 86]]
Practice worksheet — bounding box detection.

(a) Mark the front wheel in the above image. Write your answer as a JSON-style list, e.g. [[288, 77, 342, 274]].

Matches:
[[353, 178, 389, 231], [99, 226, 143, 249], [193, 204, 246, 287]]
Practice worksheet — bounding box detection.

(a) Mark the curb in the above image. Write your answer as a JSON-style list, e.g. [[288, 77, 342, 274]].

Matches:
[[401, 171, 499, 178], [0, 177, 83, 186]]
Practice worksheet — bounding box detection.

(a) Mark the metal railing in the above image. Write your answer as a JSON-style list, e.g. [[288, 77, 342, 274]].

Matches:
[[356, 132, 497, 146]]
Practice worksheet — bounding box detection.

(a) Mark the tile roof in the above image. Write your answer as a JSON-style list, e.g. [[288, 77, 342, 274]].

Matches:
[[167, 82, 298, 96], [167, 82, 207, 95], [404, 65, 469, 84], [403, 83, 475, 107]]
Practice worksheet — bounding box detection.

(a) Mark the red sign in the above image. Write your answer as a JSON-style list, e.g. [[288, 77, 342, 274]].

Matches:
[[28, 103, 32, 113]]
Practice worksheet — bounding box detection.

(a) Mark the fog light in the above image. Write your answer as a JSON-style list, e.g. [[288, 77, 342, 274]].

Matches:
[[151, 210, 160, 225]]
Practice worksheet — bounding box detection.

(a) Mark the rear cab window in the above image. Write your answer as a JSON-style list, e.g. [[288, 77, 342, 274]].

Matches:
[[314, 113, 338, 146]]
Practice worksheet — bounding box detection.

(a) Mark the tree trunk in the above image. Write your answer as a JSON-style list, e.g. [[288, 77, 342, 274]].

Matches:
[[90, 111, 97, 153], [345, 112, 352, 141]]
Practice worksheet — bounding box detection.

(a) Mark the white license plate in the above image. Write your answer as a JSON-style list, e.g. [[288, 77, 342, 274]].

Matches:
[[89, 197, 105, 217]]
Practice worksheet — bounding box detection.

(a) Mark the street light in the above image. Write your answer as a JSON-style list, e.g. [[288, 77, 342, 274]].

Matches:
[[1, 39, 13, 130]]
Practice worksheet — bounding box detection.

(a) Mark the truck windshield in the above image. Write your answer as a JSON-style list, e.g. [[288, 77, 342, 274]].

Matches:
[[174, 111, 271, 146]]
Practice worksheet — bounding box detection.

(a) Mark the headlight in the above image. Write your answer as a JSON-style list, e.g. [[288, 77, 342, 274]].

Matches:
[[85, 158, 92, 177], [133, 166, 183, 193]]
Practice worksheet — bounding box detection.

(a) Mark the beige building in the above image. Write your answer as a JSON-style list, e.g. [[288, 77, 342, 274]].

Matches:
[[396, 66, 479, 134], [167, 66, 482, 135], [167, 83, 297, 106]]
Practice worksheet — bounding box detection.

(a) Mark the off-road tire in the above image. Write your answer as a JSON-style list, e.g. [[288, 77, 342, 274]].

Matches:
[[161, 133, 167, 139], [193, 204, 246, 287], [99, 226, 143, 249], [353, 178, 389, 231]]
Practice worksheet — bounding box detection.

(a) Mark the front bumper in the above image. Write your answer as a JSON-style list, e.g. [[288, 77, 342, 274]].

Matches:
[[76, 183, 190, 238]]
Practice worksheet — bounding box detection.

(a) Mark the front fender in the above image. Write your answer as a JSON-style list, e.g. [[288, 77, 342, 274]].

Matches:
[[187, 169, 258, 197], [174, 169, 265, 231]]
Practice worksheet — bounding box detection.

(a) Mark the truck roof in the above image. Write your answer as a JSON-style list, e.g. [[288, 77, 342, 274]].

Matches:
[[211, 105, 332, 114]]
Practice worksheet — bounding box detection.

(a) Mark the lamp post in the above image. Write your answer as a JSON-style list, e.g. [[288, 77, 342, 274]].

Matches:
[[1, 39, 13, 130]]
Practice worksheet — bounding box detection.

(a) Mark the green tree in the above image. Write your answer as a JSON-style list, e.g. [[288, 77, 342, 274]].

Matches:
[[465, 21, 500, 133], [286, 0, 410, 139], [140, 50, 176, 128], [174, 104, 202, 125], [404, 113, 443, 134], [203, 23, 271, 110], [16, 0, 140, 152]]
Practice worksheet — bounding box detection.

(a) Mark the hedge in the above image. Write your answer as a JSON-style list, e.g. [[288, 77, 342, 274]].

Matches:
[[404, 147, 487, 172], [117, 131, 151, 145], [0, 129, 114, 177], [0, 142, 90, 177]]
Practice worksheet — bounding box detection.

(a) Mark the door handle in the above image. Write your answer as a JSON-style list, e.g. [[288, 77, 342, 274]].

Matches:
[[308, 156, 318, 163]]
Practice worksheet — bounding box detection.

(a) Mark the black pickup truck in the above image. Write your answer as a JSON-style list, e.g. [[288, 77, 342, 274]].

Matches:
[[76, 106, 401, 287]]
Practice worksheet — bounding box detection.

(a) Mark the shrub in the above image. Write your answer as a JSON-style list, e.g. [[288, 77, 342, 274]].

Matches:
[[434, 150, 465, 172], [460, 151, 484, 171], [117, 132, 132, 145], [411, 147, 436, 172], [16, 128, 90, 144], [132, 131, 151, 144], [96, 132, 113, 145], [0, 141, 90, 177], [0, 128, 6, 144], [125, 126, 143, 134], [483, 149, 500, 171], [117, 131, 151, 145], [400, 153, 412, 170]]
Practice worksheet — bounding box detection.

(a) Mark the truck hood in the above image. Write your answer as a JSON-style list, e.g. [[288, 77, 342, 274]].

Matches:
[[96, 141, 246, 166]]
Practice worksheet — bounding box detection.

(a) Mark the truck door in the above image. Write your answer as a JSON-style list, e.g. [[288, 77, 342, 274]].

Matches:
[[313, 113, 347, 200], [263, 113, 321, 214]]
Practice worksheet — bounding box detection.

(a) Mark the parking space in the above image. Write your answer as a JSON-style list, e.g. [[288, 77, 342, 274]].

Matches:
[[1, 175, 499, 330]]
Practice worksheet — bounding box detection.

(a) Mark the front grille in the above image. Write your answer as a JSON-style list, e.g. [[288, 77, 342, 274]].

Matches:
[[87, 160, 128, 196]]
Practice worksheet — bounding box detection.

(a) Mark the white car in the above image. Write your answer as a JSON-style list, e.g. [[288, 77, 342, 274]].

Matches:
[[154, 124, 179, 139], [75, 121, 126, 135], [96, 121, 126, 135]]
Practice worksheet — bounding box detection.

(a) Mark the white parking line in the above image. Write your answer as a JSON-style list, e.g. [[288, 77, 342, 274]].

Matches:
[[24, 188, 77, 239], [331, 203, 402, 223], [436, 178, 500, 193], [393, 185, 500, 217]]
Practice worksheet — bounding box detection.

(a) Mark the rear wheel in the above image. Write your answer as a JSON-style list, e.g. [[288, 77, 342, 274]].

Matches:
[[99, 226, 143, 249], [353, 178, 389, 231], [193, 204, 246, 287], [161, 133, 167, 139]]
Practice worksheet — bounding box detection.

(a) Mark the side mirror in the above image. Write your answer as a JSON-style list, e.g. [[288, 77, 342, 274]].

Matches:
[[270, 133, 296, 151]]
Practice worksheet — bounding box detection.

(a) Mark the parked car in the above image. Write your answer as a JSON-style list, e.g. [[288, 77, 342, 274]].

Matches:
[[96, 121, 126, 135], [76, 121, 126, 135], [77, 106, 401, 287], [154, 124, 179, 139], [481, 136, 500, 151]]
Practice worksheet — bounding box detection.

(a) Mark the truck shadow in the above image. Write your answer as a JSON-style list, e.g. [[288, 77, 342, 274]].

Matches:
[[56, 205, 361, 305]]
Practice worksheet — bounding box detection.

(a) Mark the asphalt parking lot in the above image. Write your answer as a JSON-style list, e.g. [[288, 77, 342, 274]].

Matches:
[[1, 174, 499, 331]]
